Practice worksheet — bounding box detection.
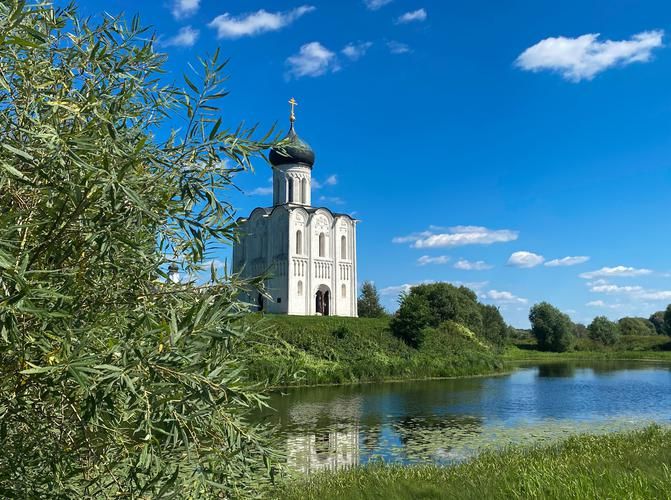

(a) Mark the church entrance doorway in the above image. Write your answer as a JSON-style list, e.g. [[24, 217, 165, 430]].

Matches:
[[315, 286, 331, 316]]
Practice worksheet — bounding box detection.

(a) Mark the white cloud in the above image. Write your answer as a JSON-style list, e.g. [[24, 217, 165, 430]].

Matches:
[[387, 41, 411, 54], [454, 259, 493, 271], [163, 26, 199, 47], [586, 300, 623, 309], [396, 8, 427, 24], [639, 290, 671, 301], [313, 175, 338, 189], [579, 266, 653, 279], [342, 42, 374, 61], [544, 256, 590, 267], [417, 255, 450, 266], [589, 283, 644, 294], [380, 282, 421, 296], [171, 0, 200, 19], [286, 42, 339, 79], [515, 30, 664, 82], [394, 225, 518, 249], [507, 251, 545, 268], [484, 290, 528, 304], [209, 5, 315, 39], [319, 195, 345, 205], [248, 186, 273, 196], [364, 0, 392, 10]]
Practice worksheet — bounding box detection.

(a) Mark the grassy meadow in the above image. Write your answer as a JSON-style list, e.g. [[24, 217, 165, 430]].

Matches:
[[276, 426, 671, 500], [244, 315, 503, 386], [505, 335, 671, 362]]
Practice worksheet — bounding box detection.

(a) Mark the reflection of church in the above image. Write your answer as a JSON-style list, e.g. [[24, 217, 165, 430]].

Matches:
[[286, 428, 360, 473], [233, 99, 358, 316]]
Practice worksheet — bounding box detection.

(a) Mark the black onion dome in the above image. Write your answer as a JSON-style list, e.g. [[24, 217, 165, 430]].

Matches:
[[269, 124, 315, 168]]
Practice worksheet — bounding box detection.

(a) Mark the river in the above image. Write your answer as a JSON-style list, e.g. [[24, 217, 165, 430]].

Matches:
[[257, 361, 671, 474]]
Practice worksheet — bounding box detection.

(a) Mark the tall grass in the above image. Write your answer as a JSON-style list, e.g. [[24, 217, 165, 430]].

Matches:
[[244, 315, 503, 386], [277, 426, 671, 499]]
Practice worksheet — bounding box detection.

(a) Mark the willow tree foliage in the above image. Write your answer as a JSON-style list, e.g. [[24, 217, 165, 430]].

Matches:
[[0, 2, 280, 497]]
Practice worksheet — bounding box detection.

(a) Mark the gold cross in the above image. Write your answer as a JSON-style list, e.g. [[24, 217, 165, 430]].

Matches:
[[288, 97, 298, 122]]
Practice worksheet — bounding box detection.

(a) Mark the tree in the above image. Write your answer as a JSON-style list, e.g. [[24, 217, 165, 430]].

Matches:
[[649, 310, 667, 335], [573, 323, 589, 338], [0, 3, 278, 497], [618, 317, 657, 336], [390, 282, 508, 348], [390, 291, 433, 347], [479, 304, 509, 350], [357, 281, 386, 317], [664, 305, 671, 336], [588, 316, 621, 345], [529, 302, 575, 352]]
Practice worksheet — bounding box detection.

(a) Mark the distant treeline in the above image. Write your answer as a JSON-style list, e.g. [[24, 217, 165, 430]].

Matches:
[[358, 281, 671, 354], [523, 303, 671, 352]]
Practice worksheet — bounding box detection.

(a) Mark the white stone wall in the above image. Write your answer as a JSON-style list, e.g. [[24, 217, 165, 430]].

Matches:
[[233, 162, 357, 317], [273, 165, 312, 206]]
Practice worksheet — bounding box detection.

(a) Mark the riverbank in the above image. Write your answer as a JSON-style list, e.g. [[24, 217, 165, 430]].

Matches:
[[504, 336, 671, 362], [276, 425, 671, 499], [244, 315, 503, 386]]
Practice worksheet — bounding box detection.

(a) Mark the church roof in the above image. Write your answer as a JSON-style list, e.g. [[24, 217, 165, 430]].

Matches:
[[268, 123, 315, 168]]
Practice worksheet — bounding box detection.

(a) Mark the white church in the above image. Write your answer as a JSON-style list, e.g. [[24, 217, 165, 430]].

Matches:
[[232, 99, 358, 317]]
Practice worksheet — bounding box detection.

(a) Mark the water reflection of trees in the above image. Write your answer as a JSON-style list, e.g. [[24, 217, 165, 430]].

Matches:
[[537, 363, 576, 378]]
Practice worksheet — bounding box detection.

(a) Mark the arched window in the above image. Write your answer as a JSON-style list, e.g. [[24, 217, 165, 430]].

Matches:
[[341, 284, 346, 298], [301, 178, 307, 204], [297, 280, 303, 296], [287, 176, 294, 203], [340, 235, 347, 259], [295, 230, 303, 255], [319, 233, 326, 257]]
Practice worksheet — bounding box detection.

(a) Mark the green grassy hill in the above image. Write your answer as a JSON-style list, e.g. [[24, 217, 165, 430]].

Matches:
[[245, 315, 503, 386]]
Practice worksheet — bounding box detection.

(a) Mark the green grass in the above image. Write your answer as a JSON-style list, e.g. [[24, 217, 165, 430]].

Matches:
[[244, 315, 503, 386], [276, 426, 671, 500], [504, 335, 671, 362]]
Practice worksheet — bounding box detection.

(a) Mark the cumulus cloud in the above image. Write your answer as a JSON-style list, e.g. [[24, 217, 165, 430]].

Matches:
[[589, 283, 644, 294], [171, 0, 200, 19], [286, 42, 339, 79], [163, 26, 199, 47], [342, 41, 374, 61], [544, 256, 590, 267], [515, 30, 664, 82], [484, 290, 528, 304], [454, 259, 493, 271], [507, 251, 545, 268], [209, 5, 315, 39], [396, 8, 427, 24], [387, 41, 411, 54], [364, 0, 392, 10], [579, 266, 653, 279], [393, 225, 518, 249], [417, 255, 450, 266]]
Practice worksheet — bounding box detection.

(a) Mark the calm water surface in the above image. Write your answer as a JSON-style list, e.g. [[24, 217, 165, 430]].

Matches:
[[257, 361, 671, 473]]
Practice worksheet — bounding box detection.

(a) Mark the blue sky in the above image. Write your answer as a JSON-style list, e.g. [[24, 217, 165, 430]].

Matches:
[[77, 0, 671, 327]]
